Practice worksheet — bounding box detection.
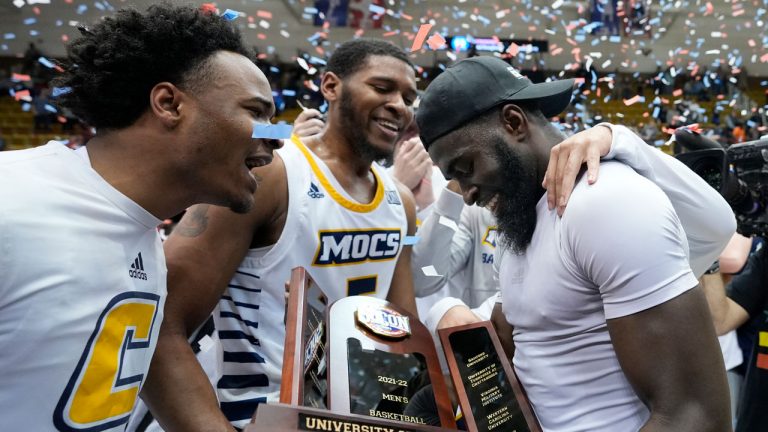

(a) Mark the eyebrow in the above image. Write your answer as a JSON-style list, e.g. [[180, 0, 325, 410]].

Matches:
[[244, 96, 276, 118]]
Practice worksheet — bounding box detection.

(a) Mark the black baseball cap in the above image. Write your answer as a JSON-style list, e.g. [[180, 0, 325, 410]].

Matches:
[[417, 56, 575, 147]]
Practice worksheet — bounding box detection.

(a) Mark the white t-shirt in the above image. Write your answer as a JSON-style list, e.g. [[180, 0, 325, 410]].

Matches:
[[500, 161, 699, 431], [0, 142, 166, 431]]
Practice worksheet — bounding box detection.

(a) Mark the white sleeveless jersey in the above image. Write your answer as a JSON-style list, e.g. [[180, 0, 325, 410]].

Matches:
[[211, 136, 408, 426], [0, 142, 166, 432]]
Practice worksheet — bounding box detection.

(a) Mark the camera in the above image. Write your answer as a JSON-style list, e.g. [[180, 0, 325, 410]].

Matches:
[[675, 128, 768, 237]]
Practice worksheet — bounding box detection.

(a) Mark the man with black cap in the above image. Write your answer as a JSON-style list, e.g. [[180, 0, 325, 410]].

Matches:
[[417, 56, 736, 432]]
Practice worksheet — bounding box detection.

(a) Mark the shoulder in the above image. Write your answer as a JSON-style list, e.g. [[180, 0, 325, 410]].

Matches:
[[564, 161, 674, 229]]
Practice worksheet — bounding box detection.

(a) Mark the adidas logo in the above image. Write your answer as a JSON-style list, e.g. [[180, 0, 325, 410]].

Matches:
[[129, 252, 148, 281], [385, 190, 401, 205], [308, 182, 325, 199]]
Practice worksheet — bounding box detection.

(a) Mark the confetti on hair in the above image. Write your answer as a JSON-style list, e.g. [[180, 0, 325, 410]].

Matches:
[[220, 9, 240, 21]]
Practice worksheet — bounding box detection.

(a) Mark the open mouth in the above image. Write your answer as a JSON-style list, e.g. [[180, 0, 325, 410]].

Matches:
[[374, 118, 400, 134]]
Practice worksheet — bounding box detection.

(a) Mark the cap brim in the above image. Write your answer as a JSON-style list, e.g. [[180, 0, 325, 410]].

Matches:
[[511, 78, 575, 118]]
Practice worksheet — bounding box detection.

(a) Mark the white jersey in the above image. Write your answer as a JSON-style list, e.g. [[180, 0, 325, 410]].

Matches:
[[0, 142, 166, 432], [211, 136, 407, 427]]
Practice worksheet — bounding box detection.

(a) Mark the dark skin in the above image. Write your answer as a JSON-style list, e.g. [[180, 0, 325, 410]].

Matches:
[[141, 55, 420, 432], [429, 104, 731, 432]]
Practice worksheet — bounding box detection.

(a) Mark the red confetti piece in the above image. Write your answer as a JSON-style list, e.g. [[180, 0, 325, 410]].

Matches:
[[507, 42, 519, 56], [411, 23, 433, 51], [623, 95, 642, 106], [14, 89, 30, 101], [256, 10, 272, 19], [12, 73, 31, 81], [426, 33, 446, 50], [672, 89, 683, 97]]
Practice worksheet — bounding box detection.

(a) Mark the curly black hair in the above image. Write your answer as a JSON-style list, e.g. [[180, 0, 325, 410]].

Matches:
[[325, 38, 413, 80], [53, 3, 252, 130]]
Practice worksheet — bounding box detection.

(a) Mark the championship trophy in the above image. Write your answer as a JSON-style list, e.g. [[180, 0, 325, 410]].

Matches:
[[245, 267, 541, 432]]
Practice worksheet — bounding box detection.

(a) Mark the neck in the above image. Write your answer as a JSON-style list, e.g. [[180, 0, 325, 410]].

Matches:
[[85, 129, 195, 219], [533, 122, 568, 186], [308, 122, 374, 177]]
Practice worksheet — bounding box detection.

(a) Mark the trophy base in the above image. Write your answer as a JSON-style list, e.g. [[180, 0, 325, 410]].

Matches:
[[246, 403, 457, 432]]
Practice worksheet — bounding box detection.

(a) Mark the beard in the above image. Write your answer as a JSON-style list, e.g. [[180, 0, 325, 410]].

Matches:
[[338, 90, 394, 165], [489, 136, 541, 255]]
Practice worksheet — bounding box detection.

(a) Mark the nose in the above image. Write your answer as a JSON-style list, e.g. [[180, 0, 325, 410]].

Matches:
[[260, 138, 283, 151], [462, 185, 479, 206], [385, 93, 413, 125]]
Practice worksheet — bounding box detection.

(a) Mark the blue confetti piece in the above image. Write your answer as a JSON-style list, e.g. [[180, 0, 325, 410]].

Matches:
[[304, 7, 318, 14], [77, 4, 87, 14], [94, 1, 105, 11], [609, 35, 621, 43], [29, 30, 38, 37], [52, 87, 72, 97], [4, 33, 16, 40], [309, 56, 326, 65], [269, 66, 280, 73], [24, 18, 37, 25], [252, 123, 293, 140], [221, 9, 239, 21], [21, 103, 31, 112], [38, 57, 55, 68], [282, 89, 296, 97], [369, 4, 385, 14], [402, 236, 420, 246], [44, 104, 57, 113]]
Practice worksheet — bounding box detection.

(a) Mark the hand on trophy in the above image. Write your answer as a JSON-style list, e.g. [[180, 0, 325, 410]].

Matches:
[[436, 305, 482, 330]]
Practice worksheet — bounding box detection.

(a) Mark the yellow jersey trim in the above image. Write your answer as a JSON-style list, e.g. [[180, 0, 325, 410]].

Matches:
[[292, 135, 384, 213]]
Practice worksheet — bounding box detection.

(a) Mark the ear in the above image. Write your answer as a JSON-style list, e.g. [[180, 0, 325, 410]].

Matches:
[[500, 103, 529, 142], [149, 82, 184, 129], [320, 71, 342, 102]]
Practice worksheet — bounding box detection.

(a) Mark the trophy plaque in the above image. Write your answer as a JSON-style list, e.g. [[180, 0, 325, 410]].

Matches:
[[439, 322, 542, 432], [247, 268, 457, 432], [327, 296, 456, 429]]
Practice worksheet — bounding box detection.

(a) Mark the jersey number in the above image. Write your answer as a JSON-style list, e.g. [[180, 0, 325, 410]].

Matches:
[[54, 292, 161, 431]]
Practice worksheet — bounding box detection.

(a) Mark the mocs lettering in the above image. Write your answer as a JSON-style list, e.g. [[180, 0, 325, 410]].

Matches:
[[314, 229, 400, 266]]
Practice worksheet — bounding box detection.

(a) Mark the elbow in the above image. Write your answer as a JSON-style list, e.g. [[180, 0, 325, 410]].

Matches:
[[648, 401, 731, 432]]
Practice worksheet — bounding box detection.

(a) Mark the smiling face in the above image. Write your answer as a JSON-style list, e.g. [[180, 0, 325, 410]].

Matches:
[[180, 51, 279, 214], [428, 112, 541, 253], [331, 55, 418, 164]]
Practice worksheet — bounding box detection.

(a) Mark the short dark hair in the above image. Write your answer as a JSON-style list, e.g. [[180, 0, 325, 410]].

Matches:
[[53, 3, 252, 130], [325, 38, 413, 79]]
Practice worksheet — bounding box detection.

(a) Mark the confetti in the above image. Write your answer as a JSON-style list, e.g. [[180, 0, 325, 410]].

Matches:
[[411, 23, 433, 51], [421, 265, 442, 277], [402, 236, 420, 246], [438, 216, 459, 232], [221, 9, 240, 21], [426, 33, 446, 50], [252, 123, 293, 140]]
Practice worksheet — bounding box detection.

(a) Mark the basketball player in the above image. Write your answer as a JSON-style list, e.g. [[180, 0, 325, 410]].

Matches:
[[140, 39, 420, 431], [0, 4, 279, 432]]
